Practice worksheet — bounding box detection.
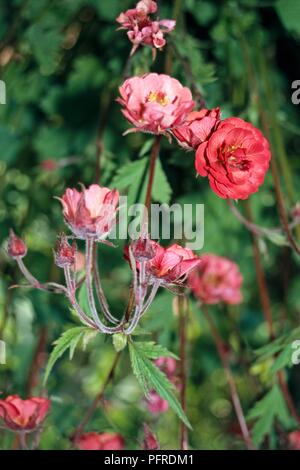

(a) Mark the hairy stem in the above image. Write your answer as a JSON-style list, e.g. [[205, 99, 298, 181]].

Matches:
[[85, 239, 123, 334]]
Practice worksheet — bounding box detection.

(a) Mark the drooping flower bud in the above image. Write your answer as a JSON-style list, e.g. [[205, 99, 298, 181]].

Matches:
[[142, 424, 160, 450], [7, 229, 27, 259], [132, 235, 156, 261], [54, 234, 76, 268]]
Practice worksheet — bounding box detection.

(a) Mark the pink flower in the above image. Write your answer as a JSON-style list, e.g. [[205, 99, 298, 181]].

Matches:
[[155, 357, 177, 376], [189, 254, 243, 305], [59, 184, 119, 240], [147, 391, 169, 414], [75, 432, 124, 450], [195, 117, 271, 199], [54, 234, 76, 268], [126, 240, 200, 286], [0, 395, 50, 432], [146, 242, 201, 285], [172, 107, 221, 150], [7, 229, 27, 259], [116, 1, 175, 57], [117, 73, 194, 135], [288, 431, 300, 450]]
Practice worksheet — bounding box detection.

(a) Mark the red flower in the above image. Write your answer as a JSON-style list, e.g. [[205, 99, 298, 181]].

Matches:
[[0, 395, 50, 432], [195, 117, 271, 199], [117, 73, 194, 135], [76, 432, 124, 450], [172, 107, 221, 150], [54, 234, 76, 268], [7, 229, 27, 259], [288, 431, 300, 450], [59, 184, 119, 240], [189, 254, 243, 305]]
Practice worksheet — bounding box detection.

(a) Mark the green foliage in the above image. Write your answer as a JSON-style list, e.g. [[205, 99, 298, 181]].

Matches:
[[276, 0, 300, 37], [247, 384, 293, 446], [129, 340, 190, 428], [44, 326, 94, 384]]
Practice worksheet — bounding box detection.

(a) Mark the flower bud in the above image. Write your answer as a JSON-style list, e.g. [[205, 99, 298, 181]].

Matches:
[[132, 235, 156, 261], [142, 424, 160, 450], [7, 229, 27, 259], [54, 234, 76, 268]]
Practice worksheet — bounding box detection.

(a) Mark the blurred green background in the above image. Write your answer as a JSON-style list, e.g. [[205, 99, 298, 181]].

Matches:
[[0, 0, 300, 450]]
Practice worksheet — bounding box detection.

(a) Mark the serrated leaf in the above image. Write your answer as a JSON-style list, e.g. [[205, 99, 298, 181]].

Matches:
[[129, 342, 191, 429], [247, 384, 294, 446], [43, 327, 91, 384], [135, 341, 179, 360], [111, 158, 148, 207]]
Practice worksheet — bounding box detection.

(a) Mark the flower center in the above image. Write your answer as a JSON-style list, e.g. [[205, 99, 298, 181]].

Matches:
[[147, 91, 170, 106], [220, 144, 251, 171]]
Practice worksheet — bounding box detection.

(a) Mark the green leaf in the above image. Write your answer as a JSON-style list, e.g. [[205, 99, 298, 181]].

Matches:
[[43, 327, 92, 384], [247, 384, 294, 446], [152, 158, 172, 204], [276, 0, 300, 37], [135, 341, 179, 360], [129, 341, 191, 429], [111, 157, 148, 206]]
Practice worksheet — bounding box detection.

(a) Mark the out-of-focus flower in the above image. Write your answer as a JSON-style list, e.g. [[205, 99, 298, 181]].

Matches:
[[0, 395, 50, 432], [117, 73, 194, 135], [195, 117, 271, 199], [189, 254, 243, 305], [288, 431, 300, 450], [58, 184, 119, 240], [291, 203, 300, 222], [146, 357, 177, 415], [142, 424, 160, 450], [75, 432, 124, 450], [7, 229, 27, 259], [40, 159, 58, 171], [54, 234, 76, 268], [116, 1, 175, 57], [172, 107, 221, 150]]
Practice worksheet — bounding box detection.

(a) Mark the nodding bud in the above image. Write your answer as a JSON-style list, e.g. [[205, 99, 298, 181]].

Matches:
[[54, 234, 76, 268], [132, 235, 156, 261], [291, 203, 300, 222], [7, 229, 27, 259], [142, 424, 160, 450]]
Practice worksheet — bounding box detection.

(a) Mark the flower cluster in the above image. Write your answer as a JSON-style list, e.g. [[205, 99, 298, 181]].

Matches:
[[189, 254, 243, 305], [147, 357, 178, 414], [116, 0, 175, 57], [118, 73, 271, 200]]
